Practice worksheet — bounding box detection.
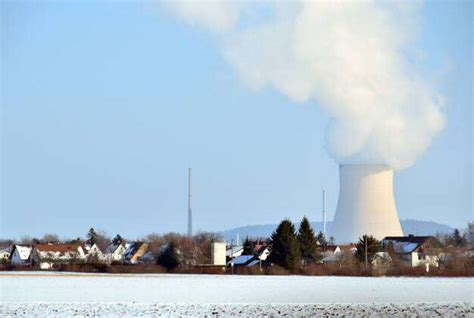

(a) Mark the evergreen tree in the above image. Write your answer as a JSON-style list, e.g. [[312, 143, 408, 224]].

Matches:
[[451, 229, 467, 247], [298, 216, 321, 264], [242, 237, 253, 255], [355, 235, 381, 264], [86, 228, 98, 245], [316, 231, 328, 246], [157, 242, 180, 270], [66, 237, 82, 244], [112, 234, 124, 245], [268, 219, 301, 270]]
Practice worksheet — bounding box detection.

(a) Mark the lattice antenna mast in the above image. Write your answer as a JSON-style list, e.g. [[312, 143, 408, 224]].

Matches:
[[187, 168, 193, 236]]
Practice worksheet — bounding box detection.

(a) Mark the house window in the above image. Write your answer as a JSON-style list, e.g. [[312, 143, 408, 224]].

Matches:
[[418, 253, 425, 260]]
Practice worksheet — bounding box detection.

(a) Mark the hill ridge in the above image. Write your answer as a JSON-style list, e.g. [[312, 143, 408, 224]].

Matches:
[[219, 219, 454, 242]]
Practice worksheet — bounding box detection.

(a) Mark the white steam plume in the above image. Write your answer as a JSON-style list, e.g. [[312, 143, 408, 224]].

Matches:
[[163, 1, 445, 170]]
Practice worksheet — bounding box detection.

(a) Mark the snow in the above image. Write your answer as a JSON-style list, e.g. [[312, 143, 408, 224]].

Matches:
[[228, 255, 253, 265], [1, 272, 472, 316], [1, 272, 472, 304], [2, 302, 473, 316]]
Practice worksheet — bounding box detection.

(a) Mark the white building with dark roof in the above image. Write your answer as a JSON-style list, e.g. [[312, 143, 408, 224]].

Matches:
[[105, 243, 127, 263], [382, 235, 442, 267], [0, 247, 11, 262], [10, 245, 32, 266]]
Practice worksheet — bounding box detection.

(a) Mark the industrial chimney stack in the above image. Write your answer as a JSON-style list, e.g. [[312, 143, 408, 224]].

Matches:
[[187, 168, 192, 236], [331, 164, 403, 243]]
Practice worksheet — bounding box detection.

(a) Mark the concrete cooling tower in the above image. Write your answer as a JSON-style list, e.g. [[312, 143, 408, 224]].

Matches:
[[331, 164, 403, 243]]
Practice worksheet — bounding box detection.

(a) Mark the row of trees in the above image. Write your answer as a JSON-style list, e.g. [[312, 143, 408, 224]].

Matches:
[[2, 221, 473, 274], [437, 224, 474, 248]]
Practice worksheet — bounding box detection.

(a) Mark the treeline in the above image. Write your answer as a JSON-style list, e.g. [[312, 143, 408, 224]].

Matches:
[[0, 228, 222, 269], [1, 221, 473, 276], [263, 218, 474, 276]]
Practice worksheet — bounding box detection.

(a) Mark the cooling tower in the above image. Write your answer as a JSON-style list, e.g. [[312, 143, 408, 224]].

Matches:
[[331, 164, 403, 243]]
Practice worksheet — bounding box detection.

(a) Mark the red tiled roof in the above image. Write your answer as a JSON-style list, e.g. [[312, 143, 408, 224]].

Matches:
[[34, 244, 81, 253], [339, 244, 357, 251]]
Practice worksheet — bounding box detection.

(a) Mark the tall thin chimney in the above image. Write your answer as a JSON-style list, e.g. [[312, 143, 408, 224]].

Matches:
[[187, 168, 193, 236], [322, 189, 326, 237]]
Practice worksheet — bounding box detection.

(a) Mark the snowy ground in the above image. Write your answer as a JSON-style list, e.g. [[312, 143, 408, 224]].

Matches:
[[1, 272, 473, 316]]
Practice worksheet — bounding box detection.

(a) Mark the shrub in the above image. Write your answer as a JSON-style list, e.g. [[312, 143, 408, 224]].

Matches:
[[157, 242, 181, 270]]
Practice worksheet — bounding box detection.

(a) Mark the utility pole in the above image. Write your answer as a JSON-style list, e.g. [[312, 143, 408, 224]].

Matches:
[[187, 168, 193, 237], [322, 190, 326, 237]]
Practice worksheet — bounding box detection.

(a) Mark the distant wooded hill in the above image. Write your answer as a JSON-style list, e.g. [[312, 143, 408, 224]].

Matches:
[[220, 219, 455, 242]]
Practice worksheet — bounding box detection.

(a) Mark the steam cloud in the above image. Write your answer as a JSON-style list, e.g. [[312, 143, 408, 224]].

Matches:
[[163, 1, 445, 170]]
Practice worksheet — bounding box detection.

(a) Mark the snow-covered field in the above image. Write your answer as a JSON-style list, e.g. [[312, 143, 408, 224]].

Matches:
[[1, 272, 473, 316]]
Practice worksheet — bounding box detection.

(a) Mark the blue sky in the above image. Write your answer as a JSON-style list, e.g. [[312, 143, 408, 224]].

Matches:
[[1, 1, 472, 239]]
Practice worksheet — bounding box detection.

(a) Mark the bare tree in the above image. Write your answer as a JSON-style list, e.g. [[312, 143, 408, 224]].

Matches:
[[94, 230, 111, 251], [19, 235, 39, 245], [143, 233, 165, 257], [141, 231, 222, 266], [0, 239, 15, 249], [465, 222, 474, 248], [42, 233, 60, 243]]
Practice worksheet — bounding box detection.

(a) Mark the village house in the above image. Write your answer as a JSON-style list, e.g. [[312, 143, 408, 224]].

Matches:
[[339, 244, 358, 254], [371, 251, 392, 274], [321, 245, 342, 263], [10, 245, 32, 266], [228, 254, 255, 267], [123, 242, 149, 264], [32, 243, 86, 270], [138, 251, 156, 265], [0, 247, 11, 262], [226, 245, 244, 261], [245, 247, 271, 268], [255, 245, 270, 261], [382, 235, 443, 268], [227, 245, 271, 268], [104, 243, 127, 263], [83, 243, 106, 263]]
